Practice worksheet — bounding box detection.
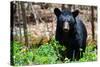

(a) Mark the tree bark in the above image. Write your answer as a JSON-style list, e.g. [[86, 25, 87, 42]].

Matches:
[[68, 4, 72, 11], [91, 6, 95, 41], [18, 1, 22, 43], [21, 2, 28, 47], [61, 4, 66, 11], [29, 2, 39, 26]]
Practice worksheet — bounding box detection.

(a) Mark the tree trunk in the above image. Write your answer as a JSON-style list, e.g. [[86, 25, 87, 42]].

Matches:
[[91, 6, 95, 41], [29, 2, 39, 26], [61, 4, 66, 10], [18, 1, 22, 43], [21, 2, 28, 47], [62, 4, 72, 11], [68, 4, 72, 11]]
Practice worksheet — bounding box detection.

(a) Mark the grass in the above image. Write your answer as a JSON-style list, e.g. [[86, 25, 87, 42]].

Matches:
[[11, 38, 97, 66]]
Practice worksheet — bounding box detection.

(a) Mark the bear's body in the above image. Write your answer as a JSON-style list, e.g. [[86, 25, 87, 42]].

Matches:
[[54, 8, 87, 61]]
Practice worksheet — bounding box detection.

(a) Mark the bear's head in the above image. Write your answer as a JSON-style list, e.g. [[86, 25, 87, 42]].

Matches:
[[54, 8, 79, 32]]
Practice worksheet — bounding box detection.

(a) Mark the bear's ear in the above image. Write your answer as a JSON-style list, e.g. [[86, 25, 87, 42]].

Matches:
[[72, 10, 79, 17], [54, 8, 61, 16]]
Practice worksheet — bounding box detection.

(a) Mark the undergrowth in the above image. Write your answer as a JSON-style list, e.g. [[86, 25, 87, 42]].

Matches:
[[12, 38, 97, 66]]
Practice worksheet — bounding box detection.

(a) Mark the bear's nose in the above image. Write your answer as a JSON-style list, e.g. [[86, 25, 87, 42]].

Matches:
[[63, 22, 69, 32], [63, 29, 69, 32]]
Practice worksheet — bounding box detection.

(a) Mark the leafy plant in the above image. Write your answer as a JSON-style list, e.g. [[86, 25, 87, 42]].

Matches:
[[12, 38, 97, 66], [13, 41, 35, 66], [33, 43, 58, 64], [79, 44, 97, 62]]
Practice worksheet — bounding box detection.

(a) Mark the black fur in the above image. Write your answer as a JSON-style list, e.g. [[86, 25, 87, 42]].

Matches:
[[54, 8, 87, 61]]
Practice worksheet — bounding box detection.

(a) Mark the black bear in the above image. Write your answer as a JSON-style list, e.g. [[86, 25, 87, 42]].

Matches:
[[54, 8, 87, 61]]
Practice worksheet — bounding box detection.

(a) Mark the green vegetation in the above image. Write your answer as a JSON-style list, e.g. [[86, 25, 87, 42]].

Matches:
[[33, 44, 58, 64], [12, 39, 97, 66], [13, 41, 34, 65], [79, 44, 97, 62]]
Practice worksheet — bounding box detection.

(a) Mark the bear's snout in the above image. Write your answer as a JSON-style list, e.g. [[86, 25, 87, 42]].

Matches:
[[63, 22, 69, 32]]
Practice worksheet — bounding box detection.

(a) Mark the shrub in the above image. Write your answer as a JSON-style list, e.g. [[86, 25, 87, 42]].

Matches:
[[33, 44, 58, 64], [13, 41, 34, 65], [12, 39, 97, 65], [79, 44, 97, 62], [33, 38, 66, 64]]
